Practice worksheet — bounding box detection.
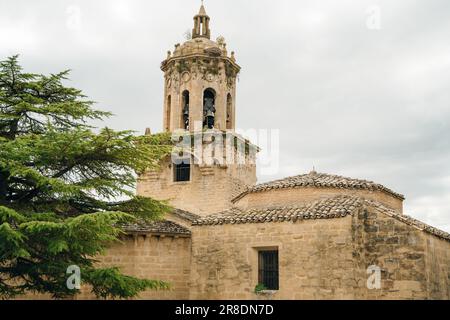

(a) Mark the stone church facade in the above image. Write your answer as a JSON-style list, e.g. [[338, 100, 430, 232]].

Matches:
[[79, 5, 449, 300]]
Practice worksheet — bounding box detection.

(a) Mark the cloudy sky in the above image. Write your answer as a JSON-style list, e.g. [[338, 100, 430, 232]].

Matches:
[[1, 0, 449, 231]]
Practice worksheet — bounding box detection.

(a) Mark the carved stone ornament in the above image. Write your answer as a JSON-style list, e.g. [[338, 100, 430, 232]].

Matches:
[[205, 47, 222, 57], [206, 73, 215, 82], [227, 77, 234, 89], [182, 72, 191, 83]]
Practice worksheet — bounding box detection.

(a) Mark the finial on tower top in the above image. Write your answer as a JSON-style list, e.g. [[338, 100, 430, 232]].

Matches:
[[199, 0, 207, 16], [192, 1, 211, 39]]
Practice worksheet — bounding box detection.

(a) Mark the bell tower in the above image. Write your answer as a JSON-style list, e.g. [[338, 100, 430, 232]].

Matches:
[[138, 4, 257, 217], [161, 3, 239, 132]]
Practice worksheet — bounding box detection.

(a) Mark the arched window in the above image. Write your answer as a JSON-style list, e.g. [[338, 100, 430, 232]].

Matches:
[[182, 90, 190, 130], [226, 93, 233, 130], [166, 95, 171, 131], [203, 88, 216, 129]]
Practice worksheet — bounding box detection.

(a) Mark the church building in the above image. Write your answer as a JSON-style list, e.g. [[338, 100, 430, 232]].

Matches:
[[84, 4, 449, 300]]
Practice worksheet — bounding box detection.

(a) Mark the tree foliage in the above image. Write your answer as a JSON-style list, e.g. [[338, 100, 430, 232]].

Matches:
[[0, 56, 173, 299]]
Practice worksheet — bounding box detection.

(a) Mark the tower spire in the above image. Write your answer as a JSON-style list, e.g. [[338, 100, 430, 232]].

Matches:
[[192, 1, 211, 39]]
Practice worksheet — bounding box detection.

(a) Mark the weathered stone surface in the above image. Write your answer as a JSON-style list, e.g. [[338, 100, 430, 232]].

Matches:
[[137, 147, 257, 216], [78, 235, 192, 300], [181, 196, 449, 300]]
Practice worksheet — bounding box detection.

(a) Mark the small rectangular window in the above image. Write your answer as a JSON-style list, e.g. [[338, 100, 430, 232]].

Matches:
[[258, 250, 279, 290], [174, 159, 191, 182]]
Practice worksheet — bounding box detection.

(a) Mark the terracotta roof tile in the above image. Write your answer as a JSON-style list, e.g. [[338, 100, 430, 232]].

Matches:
[[193, 195, 450, 242], [122, 220, 191, 236], [193, 195, 363, 226], [233, 171, 404, 201]]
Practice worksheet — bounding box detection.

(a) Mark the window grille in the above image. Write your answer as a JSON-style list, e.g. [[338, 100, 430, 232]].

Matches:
[[258, 250, 279, 290], [174, 159, 190, 182]]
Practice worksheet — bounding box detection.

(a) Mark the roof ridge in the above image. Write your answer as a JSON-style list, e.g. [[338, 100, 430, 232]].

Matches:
[[172, 208, 201, 222]]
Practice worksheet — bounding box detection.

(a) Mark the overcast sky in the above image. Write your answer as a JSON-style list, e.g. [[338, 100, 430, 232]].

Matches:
[[1, 0, 449, 231]]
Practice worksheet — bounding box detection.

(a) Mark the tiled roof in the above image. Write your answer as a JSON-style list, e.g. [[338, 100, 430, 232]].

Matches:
[[122, 220, 191, 236], [193, 195, 363, 225], [193, 195, 450, 242], [172, 208, 201, 222], [233, 171, 405, 202], [364, 199, 450, 242], [120, 208, 197, 236]]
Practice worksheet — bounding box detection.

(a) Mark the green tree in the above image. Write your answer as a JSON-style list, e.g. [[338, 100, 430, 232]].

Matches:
[[0, 55, 173, 299]]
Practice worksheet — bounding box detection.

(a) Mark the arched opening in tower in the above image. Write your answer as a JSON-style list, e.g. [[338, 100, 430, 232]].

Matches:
[[226, 93, 233, 130], [182, 90, 190, 130], [166, 95, 171, 131], [203, 88, 216, 129]]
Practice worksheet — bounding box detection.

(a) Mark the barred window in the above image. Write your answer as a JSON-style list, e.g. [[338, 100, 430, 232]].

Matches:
[[174, 159, 191, 182], [258, 250, 279, 290]]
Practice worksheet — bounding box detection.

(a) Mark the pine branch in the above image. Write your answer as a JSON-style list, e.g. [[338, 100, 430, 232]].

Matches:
[[0, 56, 172, 299]]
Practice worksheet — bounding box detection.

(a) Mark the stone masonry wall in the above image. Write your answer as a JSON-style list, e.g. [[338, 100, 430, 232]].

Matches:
[[189, 208, 449, 300], [78, 234, 192, 300], [424, 235, 450, 299], [351, 206, 449, 300], [189, 217, 359, 300], [137, 157, 256, 217]]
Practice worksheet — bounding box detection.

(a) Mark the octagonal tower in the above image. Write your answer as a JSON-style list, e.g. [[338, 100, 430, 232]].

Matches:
[[138, 4, 257, 216], [161, 4, 240, 132]]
